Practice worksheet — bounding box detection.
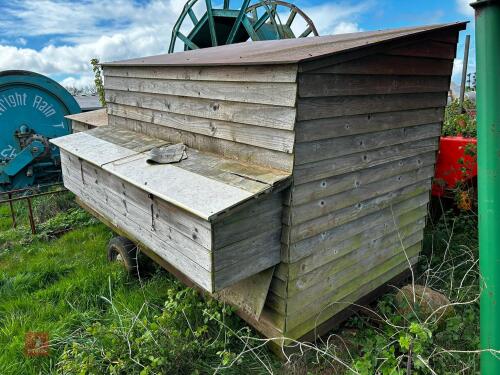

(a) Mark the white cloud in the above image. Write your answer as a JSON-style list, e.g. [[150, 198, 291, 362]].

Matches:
[[0, 0, 372, 88], [331, 21, 362, 34], [0, 0, 177, 42], [279, 1, 368, 37], [452, 58, 464, 83], [452, 57, 476, 88], [0, 24, 169, 75], [0, 0, 180, 88], [300, 2, 369, 35], [456, 0, 474, 16]]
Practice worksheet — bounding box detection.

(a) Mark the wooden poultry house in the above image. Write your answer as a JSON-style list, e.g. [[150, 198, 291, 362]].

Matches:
[[52, 22, 465, 347]]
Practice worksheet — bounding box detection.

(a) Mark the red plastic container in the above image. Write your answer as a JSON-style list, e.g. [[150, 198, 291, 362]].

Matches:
[[432, 136, 478, 196]]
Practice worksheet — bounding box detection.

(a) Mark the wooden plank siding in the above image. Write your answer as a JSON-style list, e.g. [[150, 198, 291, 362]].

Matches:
[[291, 152, 436, 205], [386, 40, 457, 59], [287, 165, 435, 225], [298, 27, 461, 72], [106, 90, 296, 130], [285, 252, 420, 339], [72, 120, 97, 133], [269, 232, 423, 312], [278, 204, 429, 279], [103, 65, 298, 173], [309, 55, 453, 76], [68, 109, 108, 133], [284, 180, 431, 244], [110, 115, 294, 172], [60, 149, 284, 292], [294, 137, 439, 184], [103, 64, 298, 83], [104, 76, 297, 107], [70, 26, 462, 342], [295, 123, 441, 165], [298, 74, 450, 97], [107, 103, 295, 153], [276, 36, 455, 338], [275, 227, 424, 301], [295, 108, 444, 142], [297, 92, 447, 121]]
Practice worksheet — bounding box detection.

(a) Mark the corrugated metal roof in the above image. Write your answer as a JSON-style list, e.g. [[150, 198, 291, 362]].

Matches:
[[103, 22, 466, 67]]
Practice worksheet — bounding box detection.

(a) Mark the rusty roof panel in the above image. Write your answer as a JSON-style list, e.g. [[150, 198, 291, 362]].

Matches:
[[103, 22, 467, 67]]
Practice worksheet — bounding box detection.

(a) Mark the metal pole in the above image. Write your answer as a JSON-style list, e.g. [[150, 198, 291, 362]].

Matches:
[[7, 192, 17, 228], [471, 0, 500, 373], [459, 35, 471, 112], [0, 188, 67, 204], [26, 197, 36, 235]]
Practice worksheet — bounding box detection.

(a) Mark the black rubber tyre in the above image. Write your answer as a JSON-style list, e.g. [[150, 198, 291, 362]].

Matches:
[[107, 236, 139, 274]]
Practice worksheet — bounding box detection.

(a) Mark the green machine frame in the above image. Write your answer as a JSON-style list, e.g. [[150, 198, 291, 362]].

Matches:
[[168, 0, 318, 53]]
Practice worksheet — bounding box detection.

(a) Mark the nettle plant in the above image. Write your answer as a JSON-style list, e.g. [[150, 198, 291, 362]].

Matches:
[[340, 212, 480, 375], [272, 212, 481, 375], [57, 278, 278, 375]]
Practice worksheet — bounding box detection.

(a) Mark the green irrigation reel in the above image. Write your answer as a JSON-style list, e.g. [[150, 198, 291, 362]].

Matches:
[[168, 0, 319, 52]]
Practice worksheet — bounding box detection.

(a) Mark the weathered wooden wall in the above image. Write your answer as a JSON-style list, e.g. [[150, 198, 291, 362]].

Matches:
[[264, 30, 457, 339], [89, 27, 461, 342], [68, 109, 108, 133], [59, 148, 283, 292], [103, 65, 298, 172]]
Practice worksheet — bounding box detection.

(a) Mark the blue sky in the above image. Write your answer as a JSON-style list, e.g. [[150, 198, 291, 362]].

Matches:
[[0, 0, 475, 88]]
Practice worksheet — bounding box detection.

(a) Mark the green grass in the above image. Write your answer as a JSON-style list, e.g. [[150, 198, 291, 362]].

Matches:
[[0, 194, 277, 374], [0, 209, 174, 373], [0, 192, 480, 374], [0, 194, 162, 373]]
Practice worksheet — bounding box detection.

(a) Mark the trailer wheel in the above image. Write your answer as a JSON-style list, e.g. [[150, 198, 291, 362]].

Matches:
[[107, 236, 139, 275]]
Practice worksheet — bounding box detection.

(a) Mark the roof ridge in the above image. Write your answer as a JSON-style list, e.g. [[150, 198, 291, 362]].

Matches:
[[103, 22, 467, 67]]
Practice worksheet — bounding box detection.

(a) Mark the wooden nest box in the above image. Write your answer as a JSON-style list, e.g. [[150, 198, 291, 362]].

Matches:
[[52, 22, 466, 347]]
